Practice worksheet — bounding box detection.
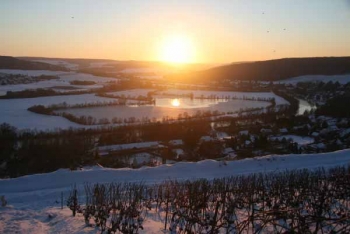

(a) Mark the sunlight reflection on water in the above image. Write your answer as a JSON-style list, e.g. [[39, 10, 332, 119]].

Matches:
[[155, 97, 227, 109]]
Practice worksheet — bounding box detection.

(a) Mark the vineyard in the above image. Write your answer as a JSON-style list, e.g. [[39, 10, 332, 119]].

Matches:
[[67, 165, 350, 233]]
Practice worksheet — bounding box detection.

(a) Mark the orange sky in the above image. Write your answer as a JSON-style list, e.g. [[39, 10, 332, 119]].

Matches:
[[1, 0, 350, 63]]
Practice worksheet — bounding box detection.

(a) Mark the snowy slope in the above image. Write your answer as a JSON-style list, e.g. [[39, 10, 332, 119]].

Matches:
[[1, 149, 350, 197], [0, 150, 350, 233], [277, 74, 350, 84]]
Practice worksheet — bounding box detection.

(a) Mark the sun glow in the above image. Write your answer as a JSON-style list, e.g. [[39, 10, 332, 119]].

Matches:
[[171, 98, 181, 107], [159, 34, 195, 63]]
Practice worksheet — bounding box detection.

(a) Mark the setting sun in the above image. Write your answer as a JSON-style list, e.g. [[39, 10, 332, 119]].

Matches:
[[159, 34, 195, 64]]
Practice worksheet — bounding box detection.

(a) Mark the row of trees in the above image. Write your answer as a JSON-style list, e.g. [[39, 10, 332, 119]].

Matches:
[[0, 122, 96, 177], [68, 165, 350, 233], [0, 88, 89, 99]]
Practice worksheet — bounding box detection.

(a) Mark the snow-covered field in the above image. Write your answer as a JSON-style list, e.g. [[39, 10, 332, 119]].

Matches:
[[106, 89, 154, 97], [32, 59, 79, 70], [56, 99, 272, 122], [0, 150, 350, 233], [0, 70, 118, 96], [277, 74, 350, 84], [269, 135, 314, 145], [0, 94, 116, 130], [0, 88, 288, 130]]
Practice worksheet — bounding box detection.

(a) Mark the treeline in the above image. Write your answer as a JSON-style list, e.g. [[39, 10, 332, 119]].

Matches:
[[159, 92, 276, 103], [0, 74, 58, 85], [0, 123, 96, 177], [28, 99, 279, 127], [97, 92, 154, 103], [272, 89, 299, 115], [69, 80, 97, 85], [0, 88, 89, 99], [316, 93, 350, 118], [168, 57, 350, 83], [67, 165, 350, 233]]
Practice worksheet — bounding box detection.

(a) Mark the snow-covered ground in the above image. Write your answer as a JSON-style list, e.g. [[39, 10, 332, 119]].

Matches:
[[277, 74, 350, 84], [56, 99, 272, 122], [0, 86, 288, 130], [0, 94, 116, 130], [0, 150, 350, 233], [0, 69, 71, 77], [269, 135, 314, 145], [98, 141, 161, 153], [32, 59, 79, 70], [0, 70, 118, 96], [106, 89, 154, 97]]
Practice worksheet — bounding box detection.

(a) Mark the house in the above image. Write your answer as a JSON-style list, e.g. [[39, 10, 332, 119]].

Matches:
[[260, 128, 273, 135], [172, 148, 185, 159], [222, 147, 237, 159], [279, 128, 288, 134], [129, 153, 162, 168], [168, 139, 184, 147], [239, 130, 249, 136], [199, 135, 214, 143], [98, 141, 161, 155]]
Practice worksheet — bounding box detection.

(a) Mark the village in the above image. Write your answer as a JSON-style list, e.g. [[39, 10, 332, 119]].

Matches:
[[94, 80, 350, 168]]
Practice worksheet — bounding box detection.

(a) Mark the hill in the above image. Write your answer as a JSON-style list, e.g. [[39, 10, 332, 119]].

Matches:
[[0, 150, 350, 233], [168, 57, 350, 83], [0, 56, 67, 71]]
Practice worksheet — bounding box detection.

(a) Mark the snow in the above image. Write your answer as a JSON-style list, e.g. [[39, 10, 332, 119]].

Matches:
[[60, 73, 117, 83], [340, 128, 350, 137], [0, 94, 116, 130], [0, 70, 117, 96], [260, 128, 272, 134], [98, 141, 161, 153], [32, 59, 79, 70], [58, 99, 272, 123], [168, 139, 184, 146], [222, 147, 235, 154], [269, 135, 314, 145], [239, 130, 249, 135], [157, 89, 289, 105], [172, 148, 184, 158], [106, 89, 154, 97], [277, 74, 350, 85], [279, 128, 288, 133], [128, 153, 161, 166], [0, 69, 70, 76], [119, 67, 163, 74], [1, 149, 350, 233], [200, 135, 214, 142], [1, 149, 350, 195]]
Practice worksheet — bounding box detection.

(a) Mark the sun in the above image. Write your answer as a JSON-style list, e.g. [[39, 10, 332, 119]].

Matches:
[[159, 34, 195, 64], [171, 98, 180, 107]]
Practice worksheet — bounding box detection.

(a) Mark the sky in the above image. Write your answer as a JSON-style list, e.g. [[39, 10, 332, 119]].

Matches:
[[1, 0, 350, 63]]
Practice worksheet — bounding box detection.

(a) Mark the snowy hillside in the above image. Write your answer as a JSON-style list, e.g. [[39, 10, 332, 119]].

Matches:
[[0, 150, 349, 233], [277, 74, 350, 84]]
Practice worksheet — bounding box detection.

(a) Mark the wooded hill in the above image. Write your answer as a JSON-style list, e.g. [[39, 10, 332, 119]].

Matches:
[[167, 57, 350, 82], [0, 56, 67, 71]]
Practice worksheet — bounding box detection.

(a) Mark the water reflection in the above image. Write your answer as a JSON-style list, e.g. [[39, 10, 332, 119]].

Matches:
[[171, 98, 180, 107], [155, 97, 227, 109], [297, 98, 316, 115]]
